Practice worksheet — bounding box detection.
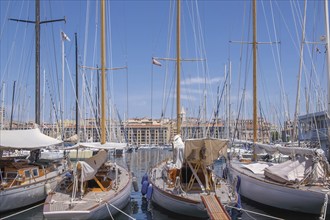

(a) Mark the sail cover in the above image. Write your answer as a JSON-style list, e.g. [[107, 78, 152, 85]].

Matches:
[[77, 149, 107, 182], [173, 135, 184, 169], [233, 139, 321, 156], [184, 138, 228, 166], [0, 128, 62, 150], [64, 134, 78, 143], [264, 156, 313, 184]]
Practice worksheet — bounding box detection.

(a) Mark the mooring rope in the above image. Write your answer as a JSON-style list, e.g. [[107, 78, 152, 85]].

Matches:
[[225, 204, 285, 220], [0, 203, 44, 220], [105, 202, 114, 220], [320, 194, 329, 220], [106, 202, 136, 220]]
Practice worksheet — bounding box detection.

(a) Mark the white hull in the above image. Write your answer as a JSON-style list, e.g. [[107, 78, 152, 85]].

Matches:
[[44, 181, 131, 220], [149, 155, 235, 219], [228, 161, 329, 215], [151, 183, 208, 218], [0, 171, 60, 212], [44, 161, 132, 220]]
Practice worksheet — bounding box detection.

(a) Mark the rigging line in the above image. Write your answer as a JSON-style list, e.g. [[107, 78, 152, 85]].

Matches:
[[161, 0, 175, 119], [0, 1, 10, 40], [81, 0, 91, 140], [304, 3, 325, 97], [1, 43, 14, 84], [240, 1, 252, 126], [274, 0, 303, 113], [193, 2, 214, 124], [235, 0, 248, 119], [16, 22, 32, 111], [193, 0, 215, 110], [83, 72, 101, 138], [261, 0, 286, 121], [83, 0, 90, 67], [305, 0, 320, 114], [47, 10, 62, 124], [185, 1, 205, 109], [275, 3, 288, 121], [89, 0, 98, 132], [45, 78, 60, 125], [106, 1, 115, 112], [1, 1, 26, 84], [65, 57, 79, 116], [161, 64, 175, 119], [45, 46, 58, 123], [290, 1, 303, 47]]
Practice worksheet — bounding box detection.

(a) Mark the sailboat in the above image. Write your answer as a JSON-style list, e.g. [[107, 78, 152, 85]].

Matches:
[[227, 0, 330, 217], [146, 0, 237, 219], [43, 1, 132, 219], [0, 127, 69, 212], [0, 0, 70, 213]]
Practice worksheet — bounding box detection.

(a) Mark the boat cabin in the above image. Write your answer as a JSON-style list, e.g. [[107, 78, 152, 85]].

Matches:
[[0, 158, 62, 189]]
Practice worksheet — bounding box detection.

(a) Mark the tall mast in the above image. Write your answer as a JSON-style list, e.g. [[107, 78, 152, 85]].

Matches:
[[252, 0, 257, 161], [75, 33, 79, 138], [325, 0, 330, 117], [9, 0, 65, 125], [9, 81, 16, 130], [100, 0, 106, 144], [176, 0, 181, 135], [1, 83, 5, 129], [293, 0, 307, 142], [35, 0, 40, 125]]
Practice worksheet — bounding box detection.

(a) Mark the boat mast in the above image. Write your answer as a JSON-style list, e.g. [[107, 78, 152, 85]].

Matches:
[[176, 0, 181, 135], [75, 33, 79, 139], [325, 0, 330, 117], [252, 0, 257, 161], [9, 81, 16, 130], [100, 0, 106, 144], [9, 0, 65, 125], [293, 0, 307, 142], [1, 83, 5, 129]]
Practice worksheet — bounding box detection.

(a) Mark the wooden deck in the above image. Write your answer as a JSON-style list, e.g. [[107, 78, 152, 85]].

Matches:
[[201, 194, 230, 220]]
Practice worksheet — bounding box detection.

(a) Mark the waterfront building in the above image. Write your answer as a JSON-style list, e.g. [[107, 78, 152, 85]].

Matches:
[[5, 117, 272, 146], [298, 111, 329, 158]]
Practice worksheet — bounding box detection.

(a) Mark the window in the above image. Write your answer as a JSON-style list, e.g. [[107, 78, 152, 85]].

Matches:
[[24, 170, 31, 178], [6, 172, 17, 180], [32, 168, 39, 177]]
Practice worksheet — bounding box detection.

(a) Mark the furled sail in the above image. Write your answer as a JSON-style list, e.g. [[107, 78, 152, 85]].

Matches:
[[77, 149, 107, 182]]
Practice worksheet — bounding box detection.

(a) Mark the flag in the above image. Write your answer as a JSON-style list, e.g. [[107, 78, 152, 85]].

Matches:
[[152, 58, 162, 66], [61, 31, 70, 42]]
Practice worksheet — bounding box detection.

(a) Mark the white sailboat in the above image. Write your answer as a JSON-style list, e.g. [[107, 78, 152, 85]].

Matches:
[[227, 0, 330, 217], [43, 1, 132, 219], [146, 0, 237, 219], [0, 0, 70, 213], [0, 128, 68, 212]]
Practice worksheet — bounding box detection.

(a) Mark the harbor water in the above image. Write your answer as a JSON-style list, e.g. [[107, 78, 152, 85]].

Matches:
[[0, 148, 322, 220]]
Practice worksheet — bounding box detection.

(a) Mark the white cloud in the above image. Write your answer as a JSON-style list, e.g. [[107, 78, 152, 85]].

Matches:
[[181, 76, 223, 85], [181, 88, 203, 95]]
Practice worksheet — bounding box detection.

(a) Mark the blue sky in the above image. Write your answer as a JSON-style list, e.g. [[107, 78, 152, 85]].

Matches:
[[0, 0, 328, 128]]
